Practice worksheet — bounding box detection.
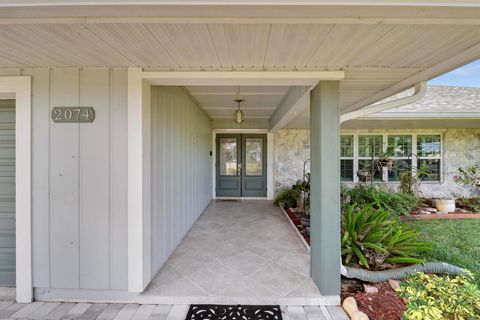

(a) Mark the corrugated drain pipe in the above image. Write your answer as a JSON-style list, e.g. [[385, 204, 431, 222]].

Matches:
[[341, 262, 468, 283], [338, 82, 467, 282]]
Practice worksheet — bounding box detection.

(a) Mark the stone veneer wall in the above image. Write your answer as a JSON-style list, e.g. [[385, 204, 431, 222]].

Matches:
[[273, 129, 311, 192], [439, 128, 480, 198], [273, 128, 480, 198]]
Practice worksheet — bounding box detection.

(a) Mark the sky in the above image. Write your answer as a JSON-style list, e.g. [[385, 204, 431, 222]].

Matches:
[[429, 59, 480, 87]]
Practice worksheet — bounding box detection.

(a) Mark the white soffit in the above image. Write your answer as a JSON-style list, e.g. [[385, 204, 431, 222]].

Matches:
[[2, 1, 480, 5], [185, 85, 290, 119], [0, 3, 480, 113]]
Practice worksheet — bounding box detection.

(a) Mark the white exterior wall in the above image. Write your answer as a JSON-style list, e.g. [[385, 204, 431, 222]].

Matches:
[[150, 87, 212, 278], [274, 128, 480, 198], [0, 68, 129, 291]]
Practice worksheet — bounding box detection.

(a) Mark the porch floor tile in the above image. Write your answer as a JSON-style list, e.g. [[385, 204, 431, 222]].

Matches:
[[0, 301, 348, 320], [143, 200, 327, 304]]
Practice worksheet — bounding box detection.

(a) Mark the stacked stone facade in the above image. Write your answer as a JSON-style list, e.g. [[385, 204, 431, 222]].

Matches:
[[273, 128, 480, 198]]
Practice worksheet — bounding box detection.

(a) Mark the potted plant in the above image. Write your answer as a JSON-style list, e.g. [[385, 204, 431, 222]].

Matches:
[[376, 146, 395, 172], [442, 161, 480, 213], [435, 198, 456, 214], [293, 173, 311, 237]]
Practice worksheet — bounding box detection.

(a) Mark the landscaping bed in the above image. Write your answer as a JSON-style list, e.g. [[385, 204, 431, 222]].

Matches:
[[343, 281, 406, 320], [283, 207, 310, 245], [404, 198, 480, 220], [275, 177, 480, 319], [408, 197, 480, 216], [403, 212, 480, 220]]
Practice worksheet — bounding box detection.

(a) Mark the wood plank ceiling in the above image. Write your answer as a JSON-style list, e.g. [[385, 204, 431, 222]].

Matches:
[[0, 22, 480, 116]]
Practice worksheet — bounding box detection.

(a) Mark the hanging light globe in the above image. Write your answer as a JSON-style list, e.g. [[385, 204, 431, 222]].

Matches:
[[233, 99, 245, 124]]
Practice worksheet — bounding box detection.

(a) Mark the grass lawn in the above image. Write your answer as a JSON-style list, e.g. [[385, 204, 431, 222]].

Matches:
[[406, 219, 480, 281]]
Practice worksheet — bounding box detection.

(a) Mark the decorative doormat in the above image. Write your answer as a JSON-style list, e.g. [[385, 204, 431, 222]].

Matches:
[[185, 305, 283, 320], [217, 199, 240, 202]]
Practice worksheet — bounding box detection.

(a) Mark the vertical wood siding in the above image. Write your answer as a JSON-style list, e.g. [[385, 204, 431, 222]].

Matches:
[[0, 68, 129, 290], [150, 87, 212, 276], [0, 99, 16, 286]]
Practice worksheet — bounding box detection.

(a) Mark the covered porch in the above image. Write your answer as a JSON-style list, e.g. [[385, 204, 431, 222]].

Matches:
[[129, 72, 344, 301], [0, 0, 479, 305]]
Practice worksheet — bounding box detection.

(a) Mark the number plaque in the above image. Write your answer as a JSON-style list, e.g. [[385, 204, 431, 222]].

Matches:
[[51, 107, 95, 123]]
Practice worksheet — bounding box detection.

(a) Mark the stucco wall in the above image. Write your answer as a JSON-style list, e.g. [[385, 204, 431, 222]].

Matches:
[[274, 128, 480, 198]]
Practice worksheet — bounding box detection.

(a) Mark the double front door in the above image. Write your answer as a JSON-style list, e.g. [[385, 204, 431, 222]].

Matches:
[[216, 134, 267, 197]]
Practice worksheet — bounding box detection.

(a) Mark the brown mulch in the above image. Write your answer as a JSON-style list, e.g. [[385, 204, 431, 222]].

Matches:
[[406, 198, 480, 220], [284, 208, 310, 245], [353, 282, 406, 320]]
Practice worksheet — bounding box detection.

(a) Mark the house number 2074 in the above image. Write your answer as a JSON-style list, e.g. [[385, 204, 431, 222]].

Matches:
[[51, 107, 95, 123]]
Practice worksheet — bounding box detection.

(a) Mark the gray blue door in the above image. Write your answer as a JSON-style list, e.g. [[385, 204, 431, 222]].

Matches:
[[216, 134, 267, 197], [0, 100, 15, 286]]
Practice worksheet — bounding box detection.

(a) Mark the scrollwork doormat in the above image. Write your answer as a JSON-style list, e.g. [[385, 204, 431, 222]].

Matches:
[[185, 305, 283, 320]]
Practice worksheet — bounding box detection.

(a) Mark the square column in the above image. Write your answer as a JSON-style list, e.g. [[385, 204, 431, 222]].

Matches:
[[310, 81, 341, 296]]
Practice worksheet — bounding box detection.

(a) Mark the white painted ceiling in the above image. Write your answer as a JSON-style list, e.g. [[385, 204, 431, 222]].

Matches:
[[185, 86, 290, 119], [1, 23, 478, 71], [1, 22, 478, 114], [0, 4, 480, 122]]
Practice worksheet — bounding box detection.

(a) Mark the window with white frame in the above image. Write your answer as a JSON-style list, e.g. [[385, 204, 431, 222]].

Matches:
[[357, 135, 383, 181], [340, 135, 354, 181], [387, 135, 412, 182], [340, 133, 442, 183], [417, 135, 442, 181]]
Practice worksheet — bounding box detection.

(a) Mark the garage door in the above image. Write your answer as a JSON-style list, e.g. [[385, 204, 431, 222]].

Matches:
[[0, 100, 15, 287]]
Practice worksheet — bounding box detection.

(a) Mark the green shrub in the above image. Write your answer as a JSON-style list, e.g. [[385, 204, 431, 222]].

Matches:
[[456, 197, 480, 213], [341, 204, 429, 268], [343, 184, 421, 216], [397, 272, 480, 320], [273, 187, 300, 208], [454, 162, 480, 188]]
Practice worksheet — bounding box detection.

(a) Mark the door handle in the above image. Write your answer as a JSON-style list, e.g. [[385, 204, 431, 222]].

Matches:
[[238, 163, 242, 175]]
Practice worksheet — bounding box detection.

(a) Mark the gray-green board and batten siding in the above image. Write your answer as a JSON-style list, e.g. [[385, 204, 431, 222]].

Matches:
[[0, 68, 130, 291], [0, 69, 216, 296], [0, 99, 15, 287], [150, 86, 213, 278]]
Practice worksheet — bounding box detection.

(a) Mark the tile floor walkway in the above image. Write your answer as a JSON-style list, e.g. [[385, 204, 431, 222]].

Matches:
[[143, 200, 333, 305], [0, 201, 348, 319], [0, 301, 349, 320]]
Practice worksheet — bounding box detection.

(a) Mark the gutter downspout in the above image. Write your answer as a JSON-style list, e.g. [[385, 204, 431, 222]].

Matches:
[[340, 82, 427, 124]]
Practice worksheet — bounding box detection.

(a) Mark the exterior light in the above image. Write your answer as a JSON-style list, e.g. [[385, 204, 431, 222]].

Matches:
[[233, 99, 245, 124]]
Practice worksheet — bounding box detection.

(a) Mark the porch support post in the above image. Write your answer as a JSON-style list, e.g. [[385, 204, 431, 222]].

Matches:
[[127, 68, 151, 292], [310, 81, 341, 296]]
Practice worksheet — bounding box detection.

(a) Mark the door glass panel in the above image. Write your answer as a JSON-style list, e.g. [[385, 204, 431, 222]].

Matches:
[[220, 138, 238, 176], [245, 138, 263, 176]]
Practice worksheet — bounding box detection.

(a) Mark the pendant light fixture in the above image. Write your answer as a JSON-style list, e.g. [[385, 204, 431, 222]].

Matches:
[[233, 99, 245, 124]]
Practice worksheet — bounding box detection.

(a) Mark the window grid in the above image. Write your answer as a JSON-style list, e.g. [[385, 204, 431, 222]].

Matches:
[[357, 135, 383, 182], [340, 135, 354, 181], [387, 135, 413, 182], [341, 132, 442, 183], [416, 135, 442, 182]]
